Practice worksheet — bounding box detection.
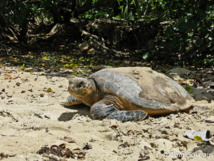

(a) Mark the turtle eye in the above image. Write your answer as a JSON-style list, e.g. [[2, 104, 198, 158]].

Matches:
[[77, 81, 84, 88]]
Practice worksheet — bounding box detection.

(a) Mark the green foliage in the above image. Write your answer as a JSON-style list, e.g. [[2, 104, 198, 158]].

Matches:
[[6, 0, 52, 25], [1, 0, 213, 66], [78, 1, 213, 67], [159, 0, 214, 65]]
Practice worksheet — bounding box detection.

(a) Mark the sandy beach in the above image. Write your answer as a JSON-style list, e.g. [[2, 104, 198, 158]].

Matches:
[[0, 66, 213, 161]]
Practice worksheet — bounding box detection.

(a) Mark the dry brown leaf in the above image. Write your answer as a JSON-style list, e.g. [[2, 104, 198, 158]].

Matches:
[[21, 78, 28, 82], [59, 143, 66, 149], [63, 136, 75, 143], [172, 133, 178, 137], [127, 130, 135, 135], [40, 93, 44, 97], [111, 125, 118, 129], [161, 130, 168, 135], [4, 74, 19, 80], [174, 123, 181, 128], [179, 80, 184, 85]]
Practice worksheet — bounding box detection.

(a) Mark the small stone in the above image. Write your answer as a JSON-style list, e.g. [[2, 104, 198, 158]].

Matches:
[[16, 82, 21, 86], [78, 41, 90, 51], [134, 76, 140, 79], [83, 143, 92, 150], [28, 89, 33, 92], [7, 95, 12, 98], [40, 93, 44, 97], [45, 128, 49, 133], [37, 68, 45, 72], [133, 70, 139, 75], [45, 69, 52, 73]]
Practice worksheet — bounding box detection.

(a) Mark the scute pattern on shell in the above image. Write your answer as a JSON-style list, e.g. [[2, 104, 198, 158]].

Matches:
[[89, 67, 194, 111], [89, 69, 169, 110]]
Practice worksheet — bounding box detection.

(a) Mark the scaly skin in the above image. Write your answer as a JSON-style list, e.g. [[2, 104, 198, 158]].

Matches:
[[90, 100, 148, 122], [60, 95, 82, 107]]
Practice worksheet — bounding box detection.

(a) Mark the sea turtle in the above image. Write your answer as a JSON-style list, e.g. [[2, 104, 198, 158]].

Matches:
[[61, 67, 195, 122]]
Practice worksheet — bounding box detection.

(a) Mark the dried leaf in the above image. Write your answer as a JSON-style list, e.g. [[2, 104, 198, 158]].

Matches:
[[42, 56, 49, 60], [72, 72, 77, 76], [64, 64, 70, 68], [21, 78, 28, 82], [111, 125, 118, 129], [61, 148, 74, 158], [172, 133, 178, 137], [179, 80, 184, 85], [0, 153, 15, 160], [72, 64, 78, 68], [174, 123, 180, 128], [4, 74, 18, 80], [45, 88, 52, 93], [59, 143, 66, 149], [24, 68, 32, 72], [161, 130, 168, 135], [72, 148, 86, 156], [187, 80, 194, 86], [63, 136, 75, 143], [50, 145, 60, 150], [78, 154, 85, 159], [127, 130, 135, 135]]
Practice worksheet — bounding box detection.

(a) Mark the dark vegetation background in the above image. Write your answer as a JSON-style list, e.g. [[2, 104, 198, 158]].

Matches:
[[0, 0, 213, 70]]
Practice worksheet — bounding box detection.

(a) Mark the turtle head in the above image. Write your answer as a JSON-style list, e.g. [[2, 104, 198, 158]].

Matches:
[[68, 78, 93, 98]]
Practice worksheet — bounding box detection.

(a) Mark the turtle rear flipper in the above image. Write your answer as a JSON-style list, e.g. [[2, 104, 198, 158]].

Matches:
[[61, 95, 83, 107], [90, 101, 148, 122]]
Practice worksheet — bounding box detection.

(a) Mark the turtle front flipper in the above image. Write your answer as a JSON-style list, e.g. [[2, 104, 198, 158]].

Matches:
[[61, 95, 83, 107], [90, 101, 148, 122]]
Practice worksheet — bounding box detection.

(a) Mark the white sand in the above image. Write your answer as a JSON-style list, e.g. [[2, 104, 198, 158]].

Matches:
[[0, 66, 213, 161]]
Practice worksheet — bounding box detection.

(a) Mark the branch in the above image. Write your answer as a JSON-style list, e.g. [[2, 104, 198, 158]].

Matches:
[[81, 29, 122, 55]]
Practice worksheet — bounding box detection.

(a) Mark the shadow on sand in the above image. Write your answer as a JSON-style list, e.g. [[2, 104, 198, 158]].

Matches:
[[58, 104, 91, 121]]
